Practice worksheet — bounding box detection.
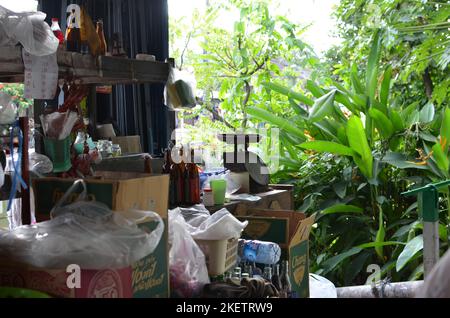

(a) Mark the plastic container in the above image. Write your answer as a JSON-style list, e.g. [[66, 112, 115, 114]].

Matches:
[[195, 237, 239, 276], [202, 188, 214, 207], [210, 179, 227, 205], [43, 136, 72, 173]]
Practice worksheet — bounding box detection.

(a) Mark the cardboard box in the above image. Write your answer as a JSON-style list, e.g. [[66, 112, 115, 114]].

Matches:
[[111, 136, 142, 154], [30, 172, 169, 298], [237, 209, 315, 298], [0, 220, 165, 298]]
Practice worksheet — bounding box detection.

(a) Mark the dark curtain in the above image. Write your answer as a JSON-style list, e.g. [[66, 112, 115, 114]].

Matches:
[[38, 0, 172, 155]]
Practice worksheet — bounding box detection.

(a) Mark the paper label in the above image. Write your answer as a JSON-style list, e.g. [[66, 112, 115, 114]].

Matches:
[[22, 50, 58, 100]]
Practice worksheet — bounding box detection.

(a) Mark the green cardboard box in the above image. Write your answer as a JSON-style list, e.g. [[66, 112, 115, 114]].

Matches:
[[237, 210, 315, 298], [32, 172, 170, 298]]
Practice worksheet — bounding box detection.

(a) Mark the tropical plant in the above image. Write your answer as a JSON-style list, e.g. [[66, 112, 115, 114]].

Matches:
[[248, 29, 450, 285]]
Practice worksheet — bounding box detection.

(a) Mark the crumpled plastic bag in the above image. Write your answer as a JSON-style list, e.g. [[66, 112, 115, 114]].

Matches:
[[0, 180, 164, 270], [171, 205, 248, 240], [309, 273, 337, 298], [169, 210, 210, 298], [29, 152, 53, 176], [0, 5, 58, 56], [178, 204, 211, 228], [40, 111, 79, 140]]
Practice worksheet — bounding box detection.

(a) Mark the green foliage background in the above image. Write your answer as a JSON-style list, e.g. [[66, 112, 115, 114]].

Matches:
[[170, 0, 450, 286]]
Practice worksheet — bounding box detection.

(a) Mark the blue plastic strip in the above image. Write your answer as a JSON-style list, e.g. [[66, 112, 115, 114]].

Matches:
[[7, 121, 27, 211]]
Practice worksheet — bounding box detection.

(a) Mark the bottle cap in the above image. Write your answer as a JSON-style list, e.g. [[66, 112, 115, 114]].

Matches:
[[52, 18, 59, 22], [204, 188, 212, 192]]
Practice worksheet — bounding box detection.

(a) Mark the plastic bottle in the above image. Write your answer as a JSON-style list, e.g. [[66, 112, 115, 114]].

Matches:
[[238, 239, 281, 265], [202, 188, 214, 207], [50, 18, 64, 45]]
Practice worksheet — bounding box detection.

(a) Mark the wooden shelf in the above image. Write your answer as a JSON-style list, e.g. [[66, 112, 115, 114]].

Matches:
[[0, 46, 170, 85]]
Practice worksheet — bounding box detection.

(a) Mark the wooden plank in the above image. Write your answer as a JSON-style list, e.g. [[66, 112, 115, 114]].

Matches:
[[0, 46, 170, 84]]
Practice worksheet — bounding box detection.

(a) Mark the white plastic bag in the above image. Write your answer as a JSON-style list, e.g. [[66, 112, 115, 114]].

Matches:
[[29, 152, 53, 176], [0, 5, 58, 56], [0, 180, 164, 269], [171, 206, 248, 241], [309, 273, 337, 298], [164, 66, 197, 110], [169, 210, 210, 298]]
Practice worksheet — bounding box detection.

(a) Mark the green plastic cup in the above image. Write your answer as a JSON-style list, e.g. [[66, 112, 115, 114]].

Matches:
[[210, 179, 227, 205], [43, 136, 72, 173]]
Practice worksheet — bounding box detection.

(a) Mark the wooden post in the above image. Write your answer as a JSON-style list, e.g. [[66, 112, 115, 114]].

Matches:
[[19, 117, 31, 225]]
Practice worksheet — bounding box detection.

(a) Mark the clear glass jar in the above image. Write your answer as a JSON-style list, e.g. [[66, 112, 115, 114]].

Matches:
[[112, 144, 122, 157]]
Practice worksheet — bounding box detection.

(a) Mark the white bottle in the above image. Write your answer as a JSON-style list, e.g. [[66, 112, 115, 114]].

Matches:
[[203, 188, 214, 207]]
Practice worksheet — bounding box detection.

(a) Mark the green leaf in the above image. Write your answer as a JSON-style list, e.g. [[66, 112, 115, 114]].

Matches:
[[299, 141, 355, 157], [332, 182, 348, 199], [262, 82, 313, 106], [289, 98, 308, 116], [357, 241, 404, 249], [419, 102, 435, 124], [321, 247, 363, 274], [337, 126, 348, 145], [350, 64, 364, 95], [396, 235, 424, 272], [335, 90, 358, 114], [366, 30, 381, 102], [382, 152, 429, 170], [432, 142, 450, 174], [419, 131, 438, 143], [306, 80, 325, 98], [312, 121, 339, 142], [375, 209, 385, 260], [321, 204, 363, 215], [392, 221, 420, 239], [441, 107, 450, 151], [346, 116, 373, 178], [380, 66, 392, 107], [390, 110, 404, 132], [246, 107, 306, 141], [368, 108, 394, 139], [309, 90, 336, 122]]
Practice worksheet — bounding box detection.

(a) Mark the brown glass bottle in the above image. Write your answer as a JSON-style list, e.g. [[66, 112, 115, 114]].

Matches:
[[187, 150, 201, 204], [66, 10, 81, 52], [96, 20, 107, 56], [162, 148, 173, 174]]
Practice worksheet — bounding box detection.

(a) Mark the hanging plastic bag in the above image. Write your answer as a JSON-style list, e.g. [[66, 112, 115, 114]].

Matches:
[[169, 210, 210, 298], [164, 66, 197, 110], [0, 5, 58, 56]]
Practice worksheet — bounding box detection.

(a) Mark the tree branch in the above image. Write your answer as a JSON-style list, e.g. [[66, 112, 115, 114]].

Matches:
[[180, 31, 193, 70], [423, 67, 434, 99]]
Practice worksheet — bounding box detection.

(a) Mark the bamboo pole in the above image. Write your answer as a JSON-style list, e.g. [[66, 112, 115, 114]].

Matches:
[[336, 281, 423, 298]]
